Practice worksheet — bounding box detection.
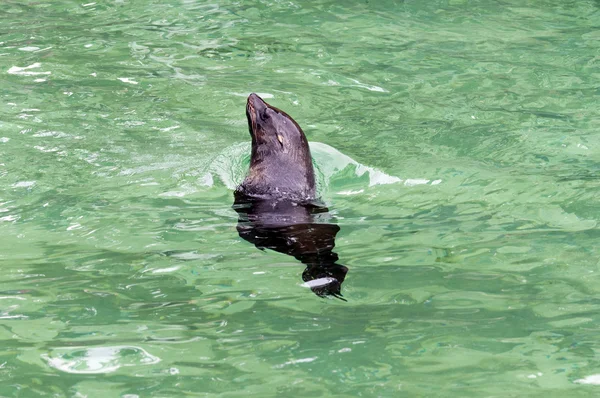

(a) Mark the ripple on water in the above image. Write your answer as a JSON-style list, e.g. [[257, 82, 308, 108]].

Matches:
[[209, 141, 440, 195], [7, 63, 51, 76], [42, 346, 160, 374]]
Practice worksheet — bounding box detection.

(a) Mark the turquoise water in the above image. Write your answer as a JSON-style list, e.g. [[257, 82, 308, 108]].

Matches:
[[1, 0, 600, 396]]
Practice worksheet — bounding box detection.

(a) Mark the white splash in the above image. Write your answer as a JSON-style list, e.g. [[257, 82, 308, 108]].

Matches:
[[209, 141, 440, 192], [198, 172, 213, 187], [66, 223, 82, 231], [275, 357, 318, 368], [574, 374, 600, 385], [348, 78, 387, 92], [118, 77, 138, 85], [404, 179, 430, 187], [0, 314, 28, 319], [337, 189, 364, 196], [310, 142, 403, 187], [229, 92, 274, 99], [153, 125, 180, 132], [0, 215, 18, 222], [150, 266, 181, 274], [12, 181, 35, 188], [8, 63, 51, 76]]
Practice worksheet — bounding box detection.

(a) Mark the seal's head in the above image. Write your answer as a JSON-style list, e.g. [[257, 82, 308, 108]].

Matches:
[[241, 93, 315, 199]]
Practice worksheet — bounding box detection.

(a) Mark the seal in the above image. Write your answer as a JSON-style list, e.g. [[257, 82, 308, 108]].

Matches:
[[236, 93, 315, 201], [234, 93, 348, 299]]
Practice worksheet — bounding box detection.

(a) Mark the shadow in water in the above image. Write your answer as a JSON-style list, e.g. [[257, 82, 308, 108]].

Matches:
[[233, 191, 348, 300]]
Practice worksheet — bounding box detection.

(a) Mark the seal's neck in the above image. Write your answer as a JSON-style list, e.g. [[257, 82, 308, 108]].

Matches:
[[239, 157, 316, 200]]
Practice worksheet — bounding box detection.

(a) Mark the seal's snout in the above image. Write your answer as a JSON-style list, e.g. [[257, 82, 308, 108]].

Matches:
[[247, 93, 267, 114], [248, 92, 262, 104], [246, 93, 272, 139]]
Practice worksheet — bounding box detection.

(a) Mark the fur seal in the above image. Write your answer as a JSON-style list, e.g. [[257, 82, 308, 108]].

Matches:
[[236, 93, 315, 201], [234, 93, 348, 299]]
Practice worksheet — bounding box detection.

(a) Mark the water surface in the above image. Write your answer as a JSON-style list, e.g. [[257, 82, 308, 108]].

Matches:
[[1, 0, 600, 396]]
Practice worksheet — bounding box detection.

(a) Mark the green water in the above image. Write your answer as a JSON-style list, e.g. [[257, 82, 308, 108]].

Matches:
[[1, 0, 600, 396]]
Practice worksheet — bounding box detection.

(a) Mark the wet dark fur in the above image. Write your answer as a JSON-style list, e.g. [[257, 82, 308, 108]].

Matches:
[[236, 93, 315, 201], [234, 94, 348, 299]]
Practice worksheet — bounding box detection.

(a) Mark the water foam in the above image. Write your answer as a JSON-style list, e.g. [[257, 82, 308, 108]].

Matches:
[[209, 141, 440, 193]]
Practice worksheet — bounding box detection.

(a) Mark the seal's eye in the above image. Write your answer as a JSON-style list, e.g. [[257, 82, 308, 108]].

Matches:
[[261, 109, 271, 121]]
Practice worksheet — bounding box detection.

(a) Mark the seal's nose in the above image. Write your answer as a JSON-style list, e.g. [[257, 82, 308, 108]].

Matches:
[[247, 93, 266, 110], [247, 93, 268, 124]]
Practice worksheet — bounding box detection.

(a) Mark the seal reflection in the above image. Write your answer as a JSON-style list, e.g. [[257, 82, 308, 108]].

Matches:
[[233, 193, 348, 300]]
